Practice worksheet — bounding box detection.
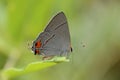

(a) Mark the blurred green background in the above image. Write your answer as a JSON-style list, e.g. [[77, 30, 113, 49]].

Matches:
[[0, 0, 120, 80]]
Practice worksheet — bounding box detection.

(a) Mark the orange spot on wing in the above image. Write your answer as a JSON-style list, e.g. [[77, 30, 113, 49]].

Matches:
[[35, 41, 42, 48]]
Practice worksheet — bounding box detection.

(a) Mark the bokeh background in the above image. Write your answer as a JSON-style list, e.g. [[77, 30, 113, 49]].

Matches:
[[0, 0, 120, 80]]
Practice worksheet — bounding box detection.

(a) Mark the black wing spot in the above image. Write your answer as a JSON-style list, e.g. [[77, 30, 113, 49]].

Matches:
[[71, 47, 73, 52]]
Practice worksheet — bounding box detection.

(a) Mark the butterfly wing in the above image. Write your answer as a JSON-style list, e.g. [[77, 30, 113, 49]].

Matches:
[[41, 12, 71, 56], [44, 12, 67, 32]]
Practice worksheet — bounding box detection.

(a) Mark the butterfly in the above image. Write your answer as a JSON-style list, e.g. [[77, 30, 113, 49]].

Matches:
[[31, 12, 72, 59]]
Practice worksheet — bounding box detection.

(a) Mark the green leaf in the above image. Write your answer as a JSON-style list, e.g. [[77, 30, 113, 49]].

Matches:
[[2, 57, 69, 78]]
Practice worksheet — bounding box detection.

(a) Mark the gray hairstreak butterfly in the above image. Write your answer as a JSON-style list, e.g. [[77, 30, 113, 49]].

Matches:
[[31, 12, 72, 59]]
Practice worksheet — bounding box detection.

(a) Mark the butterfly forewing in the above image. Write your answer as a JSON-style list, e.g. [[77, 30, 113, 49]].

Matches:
[[44, 12, 67, 32]]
